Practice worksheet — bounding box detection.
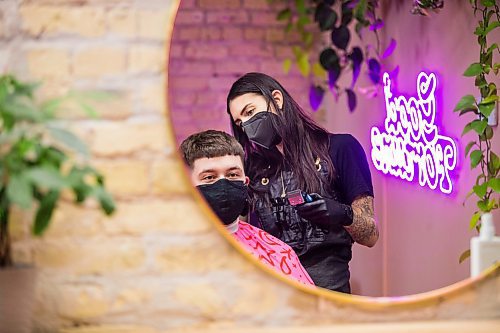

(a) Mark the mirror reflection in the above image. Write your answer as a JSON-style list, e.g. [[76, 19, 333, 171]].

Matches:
[[179, 130, 315, 286], [168, 1, 500, 296]]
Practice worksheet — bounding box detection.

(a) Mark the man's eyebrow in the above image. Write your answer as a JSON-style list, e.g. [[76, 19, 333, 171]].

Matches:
[[226, 166, 243, 172], [198, 168, 216, 175]]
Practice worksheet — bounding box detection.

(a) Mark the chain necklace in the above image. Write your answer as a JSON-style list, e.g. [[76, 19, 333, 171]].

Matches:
[[280, 170, 287, 197], [262, 157, 322, 196]]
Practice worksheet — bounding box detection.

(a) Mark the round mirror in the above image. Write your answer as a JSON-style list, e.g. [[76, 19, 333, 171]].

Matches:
[[168, 0, 500, 297]]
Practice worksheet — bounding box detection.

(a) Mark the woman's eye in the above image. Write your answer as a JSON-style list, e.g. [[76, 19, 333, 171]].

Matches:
[[228, 173, 239, 178], [202, 175, 215, 181], [246, 109, 254, 117]]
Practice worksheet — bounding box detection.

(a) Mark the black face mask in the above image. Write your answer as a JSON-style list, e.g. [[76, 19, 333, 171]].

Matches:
[[241, 112, 282, 149], [197, 178, 248, 225]]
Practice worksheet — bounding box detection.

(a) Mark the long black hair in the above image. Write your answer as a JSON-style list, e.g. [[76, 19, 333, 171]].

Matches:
[[226, 72, 334, 194]]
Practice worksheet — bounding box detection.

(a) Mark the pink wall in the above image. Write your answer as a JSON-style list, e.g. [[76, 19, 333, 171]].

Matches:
[[168, 0, 499, 297], [169, 0, 383, 296], [169, 0, 315, 144], [327, 1, 500, 296]]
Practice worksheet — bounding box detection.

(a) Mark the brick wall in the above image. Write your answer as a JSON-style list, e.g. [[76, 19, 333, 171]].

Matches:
[[1, 0, 499, 332], [169, 0, 316, 143], [0, 0, 320, 331]]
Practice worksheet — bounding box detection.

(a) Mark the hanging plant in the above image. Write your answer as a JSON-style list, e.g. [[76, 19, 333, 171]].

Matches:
[[451, 0, 500, 263], [411, 0, 444, 16], [270, 0, 397, 112]]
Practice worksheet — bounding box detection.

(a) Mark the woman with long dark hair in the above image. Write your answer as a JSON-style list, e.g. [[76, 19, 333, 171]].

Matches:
[[226, 72, 379, 293]]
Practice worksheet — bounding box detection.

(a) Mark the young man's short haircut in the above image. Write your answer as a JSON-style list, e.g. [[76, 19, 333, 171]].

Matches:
[[180, 130, 245, 168]]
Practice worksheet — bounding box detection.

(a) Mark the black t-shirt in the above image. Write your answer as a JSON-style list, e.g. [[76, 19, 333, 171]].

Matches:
[[299, 133, 374, 292], [249, 133, 374, 293], [329, 133, 374, 205]]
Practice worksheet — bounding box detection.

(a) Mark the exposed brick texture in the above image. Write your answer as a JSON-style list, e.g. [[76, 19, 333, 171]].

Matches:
[[168, 0, 313, 143]]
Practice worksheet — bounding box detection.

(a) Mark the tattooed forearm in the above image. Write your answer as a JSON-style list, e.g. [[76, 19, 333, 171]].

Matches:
[[345, 195, 379, 247]]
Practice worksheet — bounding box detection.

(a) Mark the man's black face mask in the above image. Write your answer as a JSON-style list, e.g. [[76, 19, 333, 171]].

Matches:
[[241, 111, 282, 149], [197, 178, 248, 225]]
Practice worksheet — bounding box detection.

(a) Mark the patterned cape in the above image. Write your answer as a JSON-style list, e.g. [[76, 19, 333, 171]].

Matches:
[[232, 221, 314, 286]]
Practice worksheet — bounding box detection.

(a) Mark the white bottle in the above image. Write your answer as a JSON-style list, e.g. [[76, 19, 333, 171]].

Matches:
[[470, 212, 500, 277]]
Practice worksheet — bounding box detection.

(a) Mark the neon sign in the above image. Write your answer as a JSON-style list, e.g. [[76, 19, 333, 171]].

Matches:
[[370, 72, 457, 194]]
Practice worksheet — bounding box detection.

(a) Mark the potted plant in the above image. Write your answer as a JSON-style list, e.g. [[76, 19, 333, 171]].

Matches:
[[0, 74, 116, 332], [453, 0, 499, 262]]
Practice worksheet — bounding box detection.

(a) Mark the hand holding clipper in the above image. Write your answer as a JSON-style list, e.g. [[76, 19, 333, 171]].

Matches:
[[295, 193, 353, 227]]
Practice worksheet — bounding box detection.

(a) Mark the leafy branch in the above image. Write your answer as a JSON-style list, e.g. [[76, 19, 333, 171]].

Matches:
[[453, 1, 500, 262], [270, 0, 397, 112], [0, 74, 116, 267]]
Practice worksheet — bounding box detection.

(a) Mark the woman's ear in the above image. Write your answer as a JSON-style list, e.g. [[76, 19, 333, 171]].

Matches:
[[244, 176, 250, 185], [271, 89, 284, 110]]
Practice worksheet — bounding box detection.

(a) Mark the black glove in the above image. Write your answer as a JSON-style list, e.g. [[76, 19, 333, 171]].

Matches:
[[295, 193, 353, 227]]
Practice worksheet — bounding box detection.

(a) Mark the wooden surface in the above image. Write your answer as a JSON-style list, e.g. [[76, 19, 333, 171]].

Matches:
[[60, 320, 500, 333]]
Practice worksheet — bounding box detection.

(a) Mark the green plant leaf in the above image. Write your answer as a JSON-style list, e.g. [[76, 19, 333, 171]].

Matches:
[[484, 21, 500, 35], [481, 0, 495, 7], [48, 126, 89, 157], [315, 4, 337, 31], [296, 53, 310, 77], [463, 188, 475, 206], [461, 121, 474, 136], [487, 82, 497, 96], [476, 174, 486, 185], [6, 173, 32, 209], [66, 166, 93, 202], [487, 43, 499, 54], [459, 249, 470, 264], [494, 63, 500, 75], [292, 46, 302, 60], [277, 8, 291, 21], [32, 190, 59, 236], [353, 0, 367, 21], [480, 95, 498, 104], [475, 74, 488, 88], [302, 31, 313, 47], [486, 198, 497, 211], [474, 26, 485, 36], [463, 63, 482, 76], [470, 150, 484, 169], [454, 94, 476, 111], [488, 178, 500, 192], [469, 211, 481, 229], [92, 186, 116, 215], [41, 147, 67, 168], [297, 15, 310, 29], [295, 0, 306, 15], [40, 97, 66, 118], [477, 199, 488, 212], [282, 59, 292, 74], [26, 167, 68, 190], [481, 125, 493, 141], [464, 141, 476, 157], [473, 182, 488, 198], [491, 151, 500, 171], [3, 100, 44, 123], [312, 62, 327, 78], [478, 102, 495, 117], [459, 107, 479, 116], [471, 119, 488, 135]]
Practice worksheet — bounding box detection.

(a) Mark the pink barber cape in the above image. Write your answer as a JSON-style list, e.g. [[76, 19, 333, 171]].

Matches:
[[230, 220, 314, 286]]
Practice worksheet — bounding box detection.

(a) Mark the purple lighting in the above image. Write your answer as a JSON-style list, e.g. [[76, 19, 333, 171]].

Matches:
[[371, 72, 457, 194]]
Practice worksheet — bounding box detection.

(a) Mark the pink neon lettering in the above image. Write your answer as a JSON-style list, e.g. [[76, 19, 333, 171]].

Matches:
[[371, 72, 457, 194]]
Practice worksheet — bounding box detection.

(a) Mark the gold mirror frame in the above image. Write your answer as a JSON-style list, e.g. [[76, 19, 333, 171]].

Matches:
[[165, 0, 499, 311]]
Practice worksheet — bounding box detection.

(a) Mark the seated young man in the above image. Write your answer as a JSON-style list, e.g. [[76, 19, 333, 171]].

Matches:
[[180, 130, 314, 286]]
